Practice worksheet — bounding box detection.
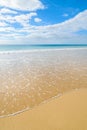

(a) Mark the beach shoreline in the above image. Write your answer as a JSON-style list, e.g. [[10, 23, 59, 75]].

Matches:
[[0, 87, 86, 118], [0, 48, 87, 118], [0, 47, 87, 54], [0, 49, 87, 117], [0, 88, 87, 130]]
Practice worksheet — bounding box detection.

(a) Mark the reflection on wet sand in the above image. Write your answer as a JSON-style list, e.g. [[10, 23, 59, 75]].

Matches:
[[0, 49, 87, 117]]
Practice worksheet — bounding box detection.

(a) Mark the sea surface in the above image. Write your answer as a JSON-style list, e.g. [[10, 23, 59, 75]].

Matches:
[[0, 44, 87, 117], [0, 44, 87, 51]]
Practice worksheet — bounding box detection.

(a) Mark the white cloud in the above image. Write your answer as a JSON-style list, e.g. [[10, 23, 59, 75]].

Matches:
[[13, 12, 37, 26], [0, 0, 44, 11], [0, 10, 37, 27], [0, 21, 7, 27], [0, 8, 17, 14], [0, 10, 87, 44], [34, 17, 42, 22]]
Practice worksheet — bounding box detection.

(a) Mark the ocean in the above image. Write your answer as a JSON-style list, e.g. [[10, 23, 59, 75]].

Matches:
[[0, 44, 87, 51]]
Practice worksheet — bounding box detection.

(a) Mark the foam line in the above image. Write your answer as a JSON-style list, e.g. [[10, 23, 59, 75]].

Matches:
[[0, 47, 87, 54]]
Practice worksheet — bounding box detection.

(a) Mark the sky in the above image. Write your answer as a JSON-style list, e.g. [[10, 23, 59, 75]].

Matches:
[[0, 0, 87, 44]]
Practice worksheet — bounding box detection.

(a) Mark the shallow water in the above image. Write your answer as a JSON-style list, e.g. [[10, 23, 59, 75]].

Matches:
[[0, 48, 87, 117]]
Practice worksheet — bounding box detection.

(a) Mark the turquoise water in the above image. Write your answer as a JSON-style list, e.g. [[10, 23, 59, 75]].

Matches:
[[0, 44, 87, 51]]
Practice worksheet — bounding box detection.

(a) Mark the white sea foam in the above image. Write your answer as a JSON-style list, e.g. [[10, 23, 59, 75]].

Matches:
[[0, 47, 87, 54]]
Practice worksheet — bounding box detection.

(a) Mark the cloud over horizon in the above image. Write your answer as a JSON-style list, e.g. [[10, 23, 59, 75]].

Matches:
[[0, 0, 87, 44]]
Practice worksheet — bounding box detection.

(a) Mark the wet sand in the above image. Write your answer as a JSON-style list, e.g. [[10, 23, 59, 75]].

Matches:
[[0, 88, 87, 130], [0, 49, 87, 117], [0, 48, 87, 130]]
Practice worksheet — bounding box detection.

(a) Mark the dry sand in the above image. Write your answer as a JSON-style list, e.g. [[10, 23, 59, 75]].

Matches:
[[0, 88, 87, 130]]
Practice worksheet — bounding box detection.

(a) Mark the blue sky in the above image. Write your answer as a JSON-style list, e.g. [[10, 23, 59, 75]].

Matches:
[[0, 0, 87, 44]]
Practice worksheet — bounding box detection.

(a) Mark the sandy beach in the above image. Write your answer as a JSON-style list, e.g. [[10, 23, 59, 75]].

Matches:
[[0, 0, 87, 127], [0, 49, 87, 117], [0, 88, 87, 130], [0, 48, 87, 129]]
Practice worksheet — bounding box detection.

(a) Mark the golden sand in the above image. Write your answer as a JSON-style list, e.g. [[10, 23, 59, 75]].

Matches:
[[0, 49, 87, 117], [0, 88, 87, 130], [0, 67, 87, 117], [0, 48, 87, 129]]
